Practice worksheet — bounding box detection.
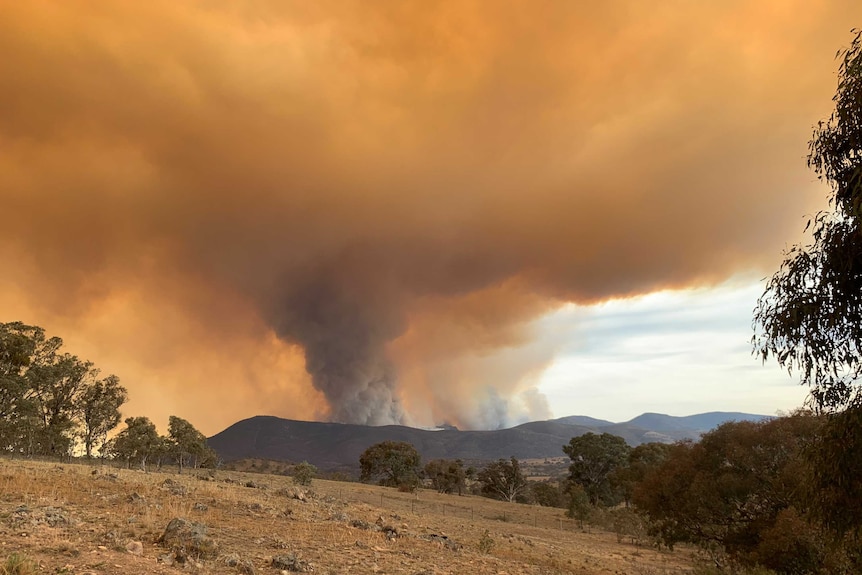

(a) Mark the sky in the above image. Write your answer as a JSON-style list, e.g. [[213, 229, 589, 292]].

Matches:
[[1, 1, 858, 435]]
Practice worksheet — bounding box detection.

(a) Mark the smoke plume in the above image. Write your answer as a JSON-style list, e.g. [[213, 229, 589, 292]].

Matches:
[[0, 1, 857, 431]]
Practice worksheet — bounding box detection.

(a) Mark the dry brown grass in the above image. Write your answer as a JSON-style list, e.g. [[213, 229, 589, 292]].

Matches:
[[0, 458, 698, 574]]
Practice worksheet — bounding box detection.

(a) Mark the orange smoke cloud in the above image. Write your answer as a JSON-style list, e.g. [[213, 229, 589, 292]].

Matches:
[[0, 1, 856, 432]]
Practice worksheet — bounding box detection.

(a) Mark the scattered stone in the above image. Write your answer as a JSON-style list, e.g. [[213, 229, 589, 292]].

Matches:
[[375, 516, 399, 540], [161, 478, 188, 496], [127, 492, 146, 504], [103, 530, 121, 542], [158, 553, 175, 566], [223, 553, 256, 574], [125, 541, 144, 556], [158, 517, 218, 561], [272, 554, 311, 572], [275, 487, 310, 501], [11, 505, 71, 527], [422, 533, 461, 552]]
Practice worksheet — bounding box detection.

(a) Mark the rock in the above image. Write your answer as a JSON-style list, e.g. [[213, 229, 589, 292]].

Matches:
[[125, 541, 144, 556], [422, 533, 460, 551], [127, 492, 145, 504], [193, 502, 209, 512], [224, 553, 256, 574], [276, 487, 309, 501], [161, 478, 188, 496], [350, 519, 371, 530], [42, 506, 69, 526], [272, 553, 311, 572], [158, 553, 175, 566], [157, 517, 218, 561], [375, 516, 398, 540]]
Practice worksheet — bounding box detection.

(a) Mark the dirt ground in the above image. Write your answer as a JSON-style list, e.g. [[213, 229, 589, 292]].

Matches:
[[0, 459, 697, 574]]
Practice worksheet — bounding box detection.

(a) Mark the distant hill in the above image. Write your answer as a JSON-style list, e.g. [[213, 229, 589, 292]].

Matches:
[[552, 415, 615, 427], [208, 411, 770, 471]]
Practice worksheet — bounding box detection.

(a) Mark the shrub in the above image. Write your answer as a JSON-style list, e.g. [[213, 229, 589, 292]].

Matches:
[[477, 530, 494, 554], [292, 461, 317, 486], [1, 553, 37, 575]]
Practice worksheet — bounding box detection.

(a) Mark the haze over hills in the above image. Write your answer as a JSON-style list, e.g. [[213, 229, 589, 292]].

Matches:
[[207, 411, 769, 471]]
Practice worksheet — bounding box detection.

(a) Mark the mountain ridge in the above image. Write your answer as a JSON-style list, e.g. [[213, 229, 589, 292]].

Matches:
[[207, 411, 769, 471]]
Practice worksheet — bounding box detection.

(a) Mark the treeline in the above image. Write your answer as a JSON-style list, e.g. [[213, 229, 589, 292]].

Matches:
[[0, 321, 213, 471], [358, 412, 861, 574]]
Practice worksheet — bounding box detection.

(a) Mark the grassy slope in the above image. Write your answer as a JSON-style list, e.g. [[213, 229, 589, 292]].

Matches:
[[0, 458, 696, 575]]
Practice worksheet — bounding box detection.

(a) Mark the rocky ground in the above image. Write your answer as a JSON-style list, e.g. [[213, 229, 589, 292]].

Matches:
[[0, 459, 696, 574]]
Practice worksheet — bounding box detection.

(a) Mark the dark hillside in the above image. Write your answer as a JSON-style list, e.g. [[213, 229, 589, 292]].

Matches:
[[208, 411, 770, 471]]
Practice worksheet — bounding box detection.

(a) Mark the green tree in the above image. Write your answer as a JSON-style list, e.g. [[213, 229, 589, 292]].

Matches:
[[424, 458, 468, 495], [530, 480, 567, 508], [0, 322, 40, 451], [610, 442, 672, 507], [564, 432, 630, 506], [26, 352, 94, 457], [0, 321, 126, 458], [753, 31, 862, 538], [79, 374, 127, 458], [567, 482, 592, 527], [167, 415, 214, 473], [753, 31, 862, 412], [359, 441, 421, 489], [632, 414, 843, 573], [112, 416, 161, 471], [476, 456, 528, 503], [292, 461, 317, 486]]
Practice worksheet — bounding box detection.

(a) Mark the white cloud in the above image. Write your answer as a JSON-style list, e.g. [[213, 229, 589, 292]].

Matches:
[[536, 278, 808, 421]]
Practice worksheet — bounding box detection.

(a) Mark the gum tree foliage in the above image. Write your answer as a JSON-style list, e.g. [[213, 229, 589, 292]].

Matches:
[[0, 321, 126, 457], [630, 415, 861, 575], [111, 416, 161, 471], [424, 458, 469, 495], [530, 480, 568, 508], [359, 440, 421, 489], [564, 432, 630, 506], [753, 31, 862, 412], [168, 415, 216, 473], [610, 442, 672, 507], [79, 374, 127, 458], [753, 31, 862, 537], [0, 322, 39, 447], [476, 456, 528, 503], [292, 461, 317, 486]]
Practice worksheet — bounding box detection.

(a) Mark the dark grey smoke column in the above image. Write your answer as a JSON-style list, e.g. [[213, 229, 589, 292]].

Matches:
[[272, 261, 406, 425]]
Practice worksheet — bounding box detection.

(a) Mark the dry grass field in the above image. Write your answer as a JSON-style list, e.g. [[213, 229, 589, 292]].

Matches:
[[0, 458, 698, 575]]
